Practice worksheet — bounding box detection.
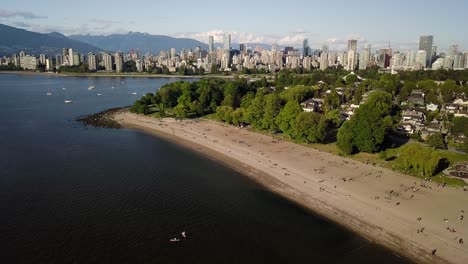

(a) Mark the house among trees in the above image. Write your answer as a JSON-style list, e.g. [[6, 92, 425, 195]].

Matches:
[[421, 120, 444, 140], [426, 103, 439, 112], [399, 109, 426, 135], [301, 98, 324, 113], [407, 89, 425, 106]]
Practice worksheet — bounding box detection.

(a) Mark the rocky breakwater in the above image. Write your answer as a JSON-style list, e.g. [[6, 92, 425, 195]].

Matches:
[[78, 107, 128, 128]]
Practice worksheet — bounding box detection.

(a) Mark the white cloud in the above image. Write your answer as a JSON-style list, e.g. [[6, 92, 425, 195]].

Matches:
[[173, 29, 317, 47], [0, 9, 47, 19]]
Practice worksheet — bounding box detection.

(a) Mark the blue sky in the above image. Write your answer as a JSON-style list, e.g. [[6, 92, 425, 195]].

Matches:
[[1, 0, 467, 52]]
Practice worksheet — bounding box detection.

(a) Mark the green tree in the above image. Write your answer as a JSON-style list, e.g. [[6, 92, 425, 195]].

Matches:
[[336, 121, 356, 154], [336, 91, 393, 153], [425, 133, 446, 149], [231, 108, 245, 126], [292, 112, 327, 143], [246, 92, 266, 128], [440, 80, 458, 103], [398, 144, 441, 176], [262, 93, 282, 131], [276, 101, 302, 136], [451, 117, 468, 136]]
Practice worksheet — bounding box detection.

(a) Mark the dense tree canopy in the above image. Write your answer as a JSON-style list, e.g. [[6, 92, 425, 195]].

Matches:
[[337, 91, 394, 154]]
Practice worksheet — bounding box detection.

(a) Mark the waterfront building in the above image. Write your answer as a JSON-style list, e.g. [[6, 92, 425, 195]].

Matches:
[[87, 52, 97, 71], [114, 52, 123, 73], [20, 55, 37, 70], [39, 54, 46, 65], [68, 48, 74, 66]]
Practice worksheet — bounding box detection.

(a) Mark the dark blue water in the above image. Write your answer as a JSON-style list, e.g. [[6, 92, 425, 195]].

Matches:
[[0, 74, 410, 263]]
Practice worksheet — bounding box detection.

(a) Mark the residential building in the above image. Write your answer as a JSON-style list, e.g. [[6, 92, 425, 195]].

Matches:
[[20, 55, 37, 70], [87, 52, 97, 71], [114, 52, 123, 73], [68, 48, 74, 66]]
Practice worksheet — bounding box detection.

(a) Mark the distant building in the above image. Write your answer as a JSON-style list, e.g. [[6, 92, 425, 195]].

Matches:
[[223, 34, 231, 51], [87, 52, 97, 71], [303, 39, 310, 57], [136, 60, 144, 72], [102, 52, 113, 72], [114, 52, 123, 73], [319, 53, 328, 70], [55, 54, 62, 67], [208, 36, 214, 53], [346, 40, 357, 71], [239, 43, 247, 54], [20, 55, 37, 70], [419, 35, 433, 68], [73, 52, 80, 66], [359, 44, 371, 70], [39, 54, 46, 65], [45, 58, 53, 71], [68, 48, 74, 66], [417, 50, 427, 68]]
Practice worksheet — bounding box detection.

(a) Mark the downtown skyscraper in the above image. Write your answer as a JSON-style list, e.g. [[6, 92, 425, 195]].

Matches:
[[208, 36, 214, 53], [419, 35, 433, 68]]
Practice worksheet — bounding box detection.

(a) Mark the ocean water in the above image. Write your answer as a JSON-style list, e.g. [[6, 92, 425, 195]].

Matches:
[[0, 74, 410, 263]]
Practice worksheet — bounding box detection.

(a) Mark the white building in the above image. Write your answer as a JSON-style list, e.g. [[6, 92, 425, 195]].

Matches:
[[359, 44, 371, 70], [20, 55, 37, 70], [417, 50, 427, 68]]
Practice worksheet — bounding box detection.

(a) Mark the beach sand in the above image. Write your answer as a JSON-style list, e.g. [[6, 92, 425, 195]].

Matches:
[[114, 111, 468, 264]]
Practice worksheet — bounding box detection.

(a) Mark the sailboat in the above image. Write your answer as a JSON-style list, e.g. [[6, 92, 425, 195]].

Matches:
[[64, 88, 72, 103], [46, 87, 52, 96]]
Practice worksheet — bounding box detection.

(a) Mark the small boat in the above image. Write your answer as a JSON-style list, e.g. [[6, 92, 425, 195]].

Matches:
[[64, 100, 72, 104], [111, 86, 115, 89], [131, 92, 137, 95], [169, 238, 180, 242], [62, 88, 66, 90], [181, 231, 187, 238], [46, 92, 52, 96], [121, 81, 125, 84], [97, 93, 102, 96], [88, 86, 95, 90]]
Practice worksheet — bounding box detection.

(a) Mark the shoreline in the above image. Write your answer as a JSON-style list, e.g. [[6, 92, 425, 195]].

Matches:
[[86, 109, 467, 264], [0, 71, 235, 79]]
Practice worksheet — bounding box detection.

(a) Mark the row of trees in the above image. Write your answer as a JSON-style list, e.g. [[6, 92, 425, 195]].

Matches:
[[0, 63, 23, 71]]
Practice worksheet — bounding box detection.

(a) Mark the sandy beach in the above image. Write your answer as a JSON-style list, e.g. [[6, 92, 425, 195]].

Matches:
[[113, 111, 468, 264]]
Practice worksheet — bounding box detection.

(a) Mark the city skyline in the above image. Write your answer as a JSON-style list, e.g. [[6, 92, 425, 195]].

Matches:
[[0, 0, 467, 52]]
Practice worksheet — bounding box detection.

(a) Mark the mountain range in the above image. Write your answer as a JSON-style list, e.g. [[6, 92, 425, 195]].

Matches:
[[0, 24, 101, 57], [0, 23, 279, 57], [69, 32, 209, 54]]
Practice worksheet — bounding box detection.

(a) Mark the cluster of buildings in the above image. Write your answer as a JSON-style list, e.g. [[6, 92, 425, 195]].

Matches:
[[294, 71, 467, 144], [1, 35, 467, 73]]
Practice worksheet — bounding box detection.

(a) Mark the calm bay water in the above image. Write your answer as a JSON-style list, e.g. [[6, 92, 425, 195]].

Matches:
[[0, 74, 410, 263]]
